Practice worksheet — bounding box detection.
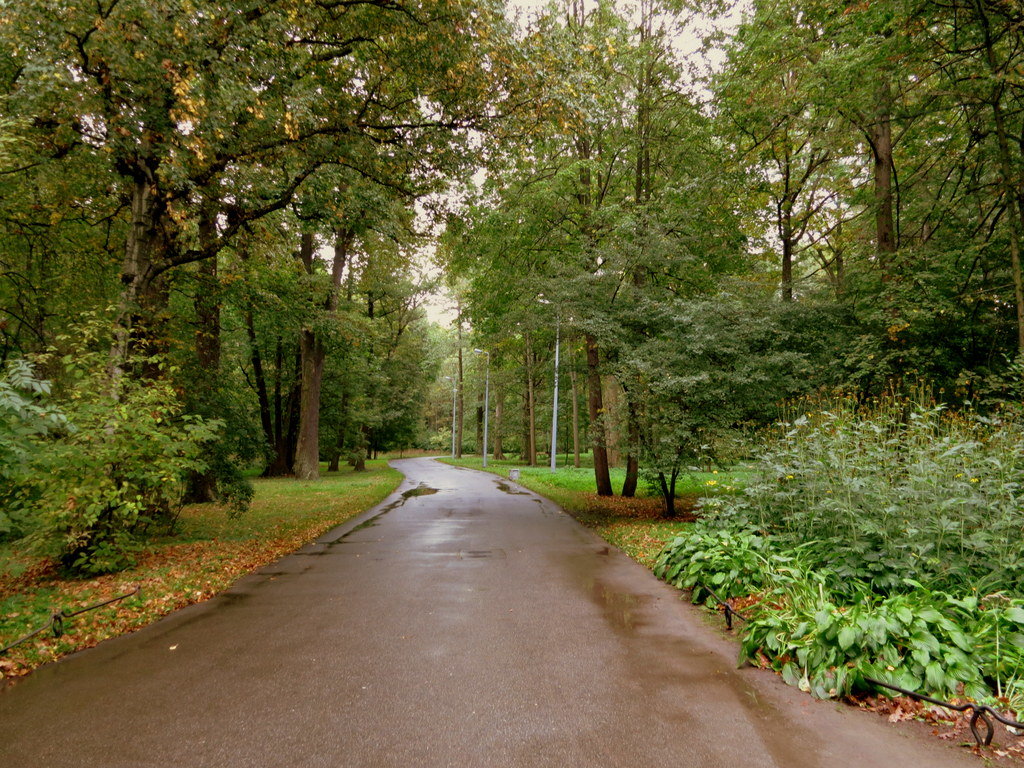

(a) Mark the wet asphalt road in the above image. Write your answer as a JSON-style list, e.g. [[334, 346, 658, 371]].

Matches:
[[0, 458, 981, 767]]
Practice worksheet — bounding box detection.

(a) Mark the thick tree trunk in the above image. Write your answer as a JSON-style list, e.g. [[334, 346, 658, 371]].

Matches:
[[870, 81, 897, 262], [586, 333, 613, 496], [185, 229, 222, 503], [293, 229, 352, 480], [293, 329, 325, 480], [293, 233, 323, 480], [110, 175, 160, 386], [195, 274, 220, 372]]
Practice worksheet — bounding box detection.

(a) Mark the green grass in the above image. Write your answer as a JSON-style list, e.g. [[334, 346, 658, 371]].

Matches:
[[440, 455, 748, 499], [439, 456, 748, 567], [0, 461, 400, 678]]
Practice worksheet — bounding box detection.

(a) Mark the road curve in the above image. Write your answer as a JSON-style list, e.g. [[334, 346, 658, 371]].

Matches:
[[1, 458, 979, 767]]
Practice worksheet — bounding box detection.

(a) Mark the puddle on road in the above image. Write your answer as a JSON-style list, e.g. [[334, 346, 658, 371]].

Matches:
[[591, 581, 644, 633], [324, 484, 424, 545], [496, 481, 530, 496], [561, 551, 648, 636], [403, 485, 439, 498]]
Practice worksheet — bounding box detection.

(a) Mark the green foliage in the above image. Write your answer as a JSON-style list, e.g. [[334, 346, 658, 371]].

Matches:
[[741, 587, 992, 702], [706, 399, 1024, 596], [654, 527, 777, 603], [656, 399, 1024, 710], [0, 360, 67, 538], [31, 367, 222, 574], [620, 296, 845, 512]]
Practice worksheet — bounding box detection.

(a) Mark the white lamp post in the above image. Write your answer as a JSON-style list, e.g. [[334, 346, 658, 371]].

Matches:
[[443, 376, 457, 459], [473, 348, 490, 467], [538, 297, 561, 473]]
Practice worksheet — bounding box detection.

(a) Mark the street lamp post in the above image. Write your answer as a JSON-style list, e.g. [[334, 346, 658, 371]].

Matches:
[[473, 348, 490, 467], [443, 376, 457, 459], [538, 296, 561, 473]]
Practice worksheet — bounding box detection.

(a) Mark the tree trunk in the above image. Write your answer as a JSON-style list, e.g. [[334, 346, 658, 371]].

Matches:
[[293, 328, 325, 480], [293, 233, 323, 480], [781, 209, 794, 302], [293, 228, 352, 479], [246, 312, 274, 458], [185, 220, 222, 503], [493, 384, 505, 460], [870, 80, 897, 262], [284, 342, 302, 472], [586, 333, 613, 496], [476, 393, 484, 453], [658, 471, 675, 517], [973, 0, 1024, 352], [621, 396, 639, 498], [263, 337, 291, 476], [351, 425, 369, 471], [327, 390, 350, 472], [195, 260, 220, 373], [522, 352, 531, 463], [778, 129, 795, 303], [109, 174, 162, 387]]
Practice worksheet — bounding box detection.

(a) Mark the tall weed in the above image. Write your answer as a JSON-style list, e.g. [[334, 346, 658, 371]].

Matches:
[[704, 398, 1024, 595]]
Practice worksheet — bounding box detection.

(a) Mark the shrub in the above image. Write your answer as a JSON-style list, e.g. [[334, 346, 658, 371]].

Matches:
[[701, 398, 1024, 596], [654, 526, 779, 603], [740, 585, 990, 702], [655, 397, 1024, 710], [29, 370, 222, 573], [0, 360, 67, 539]]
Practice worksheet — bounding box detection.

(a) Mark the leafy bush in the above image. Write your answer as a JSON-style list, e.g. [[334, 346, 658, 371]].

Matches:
[[0, 360, 67, 539], [30, 369, 222, 573], [657, 528, 1024, 708], [741, 586, 990, 702], [655, 398, 1024, 711], [654, 527, 782, 603], [704, 398, 1024, 596], [1, 324, 226, 573]]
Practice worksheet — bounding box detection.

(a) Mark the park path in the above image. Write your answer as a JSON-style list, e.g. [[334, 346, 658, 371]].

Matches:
[[1, 458, 980, 767]]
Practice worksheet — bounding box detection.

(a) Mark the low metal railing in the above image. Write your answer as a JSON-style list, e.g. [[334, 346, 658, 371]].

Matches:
[[1, 585, 141, 657]]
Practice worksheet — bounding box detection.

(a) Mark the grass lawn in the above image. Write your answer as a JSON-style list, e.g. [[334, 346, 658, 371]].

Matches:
[[438, 456, 748, 567], [0, 460, 401, 679]]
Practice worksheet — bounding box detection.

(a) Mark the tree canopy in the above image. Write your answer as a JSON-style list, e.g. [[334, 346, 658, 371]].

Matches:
[[2, 0, 1024, 562]]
